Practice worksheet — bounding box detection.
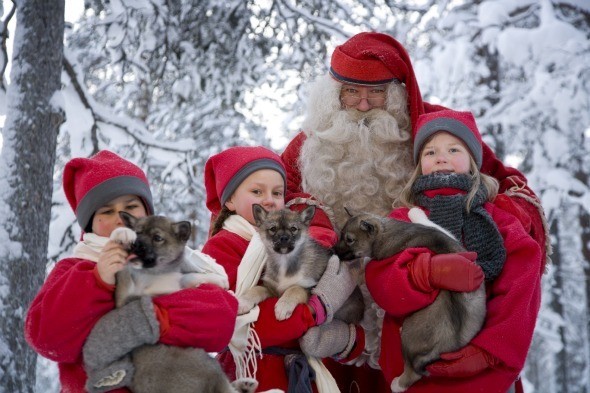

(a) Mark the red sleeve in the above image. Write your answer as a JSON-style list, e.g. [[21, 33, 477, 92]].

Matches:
[[471, 205, 542, 371], [153, 284, 238, 352], [202, 230, 248, 289], [365, 208, 440, 318], [25, 258, 116, 363], [281, 131, 306, 195]]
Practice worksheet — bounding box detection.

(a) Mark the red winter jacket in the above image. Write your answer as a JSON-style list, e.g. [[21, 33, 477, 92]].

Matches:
[[365, 200, 542, 392], [25, 257, 238, 392]]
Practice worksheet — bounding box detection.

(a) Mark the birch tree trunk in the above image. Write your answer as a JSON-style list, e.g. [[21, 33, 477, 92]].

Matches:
[[558, 202, 590, 392], [0, 1, 64, 391]]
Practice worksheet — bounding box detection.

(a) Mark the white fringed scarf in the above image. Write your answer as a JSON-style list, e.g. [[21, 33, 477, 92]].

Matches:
[[223, 215, 339, 393], [73, 233, 110, 262]]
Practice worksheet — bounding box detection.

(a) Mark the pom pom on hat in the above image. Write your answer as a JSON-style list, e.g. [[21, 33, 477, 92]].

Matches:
[[63, 150, 154, 231], [413, 110, 483, 168], [329, 32, 425, 132], [205, 146, 286, 215]]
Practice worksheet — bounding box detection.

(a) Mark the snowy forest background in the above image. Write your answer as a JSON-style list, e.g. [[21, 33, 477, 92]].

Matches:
[[0, 0, 588, 392]]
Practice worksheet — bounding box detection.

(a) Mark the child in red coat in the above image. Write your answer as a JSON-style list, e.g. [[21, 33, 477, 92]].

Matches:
[[202, 146, 358, 392], [25, 150, 237, 392], [365, 110, 542, 392]]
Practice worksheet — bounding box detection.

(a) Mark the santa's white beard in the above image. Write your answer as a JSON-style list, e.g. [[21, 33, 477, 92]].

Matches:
[[300, 108, 414, 229]]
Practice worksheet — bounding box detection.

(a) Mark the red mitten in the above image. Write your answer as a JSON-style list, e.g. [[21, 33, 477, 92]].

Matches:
[[255, 297, 315, 348], [409, 252, 483, 292], [426, 344, 498, 378]]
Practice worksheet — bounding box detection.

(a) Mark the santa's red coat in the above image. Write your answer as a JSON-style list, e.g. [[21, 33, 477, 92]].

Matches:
[[25, 257, 237, 393], [365, 201, 542, 392]]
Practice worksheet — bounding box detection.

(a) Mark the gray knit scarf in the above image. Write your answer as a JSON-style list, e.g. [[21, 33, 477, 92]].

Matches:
[[413, 173, 506, 281]]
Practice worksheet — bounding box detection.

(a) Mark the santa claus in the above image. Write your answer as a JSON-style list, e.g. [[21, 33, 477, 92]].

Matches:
[[281, 32, 549, 393]]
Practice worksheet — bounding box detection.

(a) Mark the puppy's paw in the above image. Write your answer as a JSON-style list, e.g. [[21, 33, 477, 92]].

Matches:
[[110, 227, 137, 245], [408, 207, 427, 225], [237, 297, 256, 315], [390, 377, 407, 393], [274, 297, 297, 321], [231, 377, 258, 393]]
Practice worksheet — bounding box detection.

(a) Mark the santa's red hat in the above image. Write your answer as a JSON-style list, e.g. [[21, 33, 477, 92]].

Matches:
[[329, 32, 425, 132], [414, 110, 483, 168], [63, 150, 154, 231], [205, 146, 286, 215]]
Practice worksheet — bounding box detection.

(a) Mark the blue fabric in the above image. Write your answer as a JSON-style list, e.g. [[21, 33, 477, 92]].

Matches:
[[264, 347, 316, 393]]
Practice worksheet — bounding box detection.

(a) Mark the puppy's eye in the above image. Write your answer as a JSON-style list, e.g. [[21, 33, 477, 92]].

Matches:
[[153, 234, 164, 242], [268, 226, 277, 235], [290, 226, 298, 233]]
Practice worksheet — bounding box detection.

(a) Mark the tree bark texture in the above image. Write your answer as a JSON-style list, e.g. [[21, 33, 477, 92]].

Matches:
[[0, 1, 64, 391]]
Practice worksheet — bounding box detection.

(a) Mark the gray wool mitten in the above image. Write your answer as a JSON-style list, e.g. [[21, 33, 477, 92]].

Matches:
[[299, 319, 356, 359], [85, 356, 135, 393], [83, 296, 160, 371], [312, 255, 359, 323]]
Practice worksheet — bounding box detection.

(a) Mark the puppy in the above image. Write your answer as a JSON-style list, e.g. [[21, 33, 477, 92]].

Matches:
[[335, 210, 486, 392], [112, 212, 257, 393], [238, 205, 363, 324]]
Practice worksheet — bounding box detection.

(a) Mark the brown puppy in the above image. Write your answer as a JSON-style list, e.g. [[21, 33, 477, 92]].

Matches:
[[238, 205, 363, 324], [335, 210, 486, 392], [113, 212, 257, 393]]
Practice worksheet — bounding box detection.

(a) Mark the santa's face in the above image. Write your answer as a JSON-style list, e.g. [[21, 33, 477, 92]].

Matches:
[[299, 77, 414, 228], [339, 84, 388, 111]]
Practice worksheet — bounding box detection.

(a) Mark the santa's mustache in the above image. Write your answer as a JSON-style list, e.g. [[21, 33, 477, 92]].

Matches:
[[343, 107, 390, 124]]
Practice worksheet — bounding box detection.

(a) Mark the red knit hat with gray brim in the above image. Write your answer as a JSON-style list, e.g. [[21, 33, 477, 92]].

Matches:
[[329, 32, 425, 133], [413, 110, 483, 169], [205, 146, 286, 215], [63, 150, 154, 232]]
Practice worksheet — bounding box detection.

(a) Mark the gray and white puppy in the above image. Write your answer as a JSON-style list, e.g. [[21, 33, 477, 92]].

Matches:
[[238, 205, 363, 324], [113, 212, 256, 393], [335, 210, 486, 392]]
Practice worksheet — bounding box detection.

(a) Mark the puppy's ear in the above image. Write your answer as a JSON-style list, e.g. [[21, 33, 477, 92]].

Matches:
[[300, 205, 316, 226], [252, 204, 267, 227], [359, 220, 376, 235], [174, 221, 192, 242], [119, 211, 138, 229]]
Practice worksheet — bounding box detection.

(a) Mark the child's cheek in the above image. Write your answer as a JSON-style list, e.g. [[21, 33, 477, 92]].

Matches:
[[92, 217, 115, 237]]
